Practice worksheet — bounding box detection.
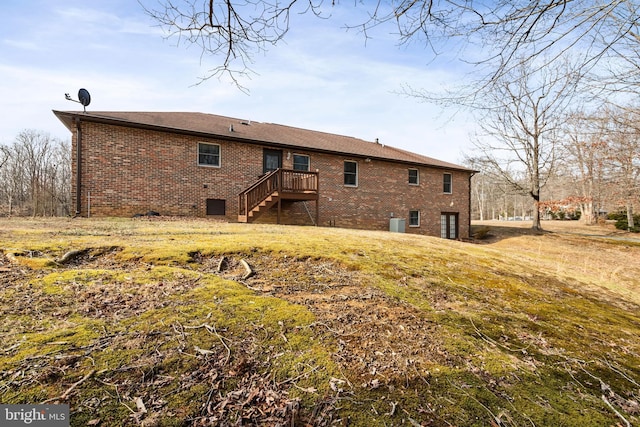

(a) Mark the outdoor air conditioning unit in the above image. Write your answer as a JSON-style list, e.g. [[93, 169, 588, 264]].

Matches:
[[389, 218, 405, 233]]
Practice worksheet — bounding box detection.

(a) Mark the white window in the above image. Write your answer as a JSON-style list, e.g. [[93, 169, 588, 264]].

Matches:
[[409, 169, 419, 185], [409, 210, 420, 227], [344, 160, 358, 186], [443, 173, 452, 193], [198, 143, 220, 167]]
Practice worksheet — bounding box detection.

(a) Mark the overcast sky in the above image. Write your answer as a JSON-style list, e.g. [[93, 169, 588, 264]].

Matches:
[[0, 0, 476, 164]]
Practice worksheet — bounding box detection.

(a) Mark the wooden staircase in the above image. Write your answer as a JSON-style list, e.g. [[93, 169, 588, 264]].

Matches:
[[237, 192, 281, 222], [238, 169, 319, 223]]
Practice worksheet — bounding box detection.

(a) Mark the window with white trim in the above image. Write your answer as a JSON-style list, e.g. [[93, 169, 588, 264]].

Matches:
[[198, 143, 220, 167], [409, 210, 420, 227], [344, 160, 358, 186], [408, 169, 419, 185], [443, 173, 452, 193]]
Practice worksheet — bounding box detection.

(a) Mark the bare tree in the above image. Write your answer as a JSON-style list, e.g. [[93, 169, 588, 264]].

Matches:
[[561, 110, 610, 224], [469, 59, 579, 230], [51, 139, 72, 217], [607, 105, 640, 230], [0, 145, 26, 216], [15, 130, 52, 216], [0, 145, 8, 170], [465, 156, 508, 221], [0, 131, 71, 217], [592, 2, 640, 96]]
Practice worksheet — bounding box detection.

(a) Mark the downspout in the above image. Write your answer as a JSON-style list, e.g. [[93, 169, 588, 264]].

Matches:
[[75, 117, 82, 216], [468, 172, 476, 239]]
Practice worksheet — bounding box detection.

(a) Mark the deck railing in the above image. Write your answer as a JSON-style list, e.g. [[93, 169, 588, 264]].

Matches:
[[238, 169, 318, 216]]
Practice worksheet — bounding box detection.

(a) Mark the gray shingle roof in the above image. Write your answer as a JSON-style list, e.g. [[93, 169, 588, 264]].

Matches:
[[53, 110, 472, 171]]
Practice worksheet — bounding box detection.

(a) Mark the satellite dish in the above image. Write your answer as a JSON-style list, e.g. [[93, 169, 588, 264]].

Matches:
[[64, 88, 92, 112], [78, 89, 91, 107]]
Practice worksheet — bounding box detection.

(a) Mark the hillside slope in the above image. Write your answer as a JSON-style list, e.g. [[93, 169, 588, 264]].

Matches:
[[1, 219, 639, 426]]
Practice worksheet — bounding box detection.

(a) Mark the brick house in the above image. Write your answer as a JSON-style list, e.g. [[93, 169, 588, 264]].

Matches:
[[53, 111, 475, 239]]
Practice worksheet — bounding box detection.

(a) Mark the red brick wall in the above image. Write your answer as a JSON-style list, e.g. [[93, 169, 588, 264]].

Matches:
[[71, 121, 472, 238]]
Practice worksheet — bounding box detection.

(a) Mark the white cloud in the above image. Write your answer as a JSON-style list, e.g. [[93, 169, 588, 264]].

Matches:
[[2, 39, 40, 51]]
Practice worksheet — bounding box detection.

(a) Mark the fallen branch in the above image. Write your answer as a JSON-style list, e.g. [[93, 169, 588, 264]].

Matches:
[[385, 401, 397, 416], [602, 395, 631, 427], [1, 342, 22, 353], [277, 365, 320, 387], [41, 369, 96, 404], [402, 409, 424, 427], [56, 249, 89, 264], [182, 322, 231, 364], [217, 256, 227, 272], [469, 317, 531, 353], [240, 259, 254, 279], [5, 252, 20, 263]]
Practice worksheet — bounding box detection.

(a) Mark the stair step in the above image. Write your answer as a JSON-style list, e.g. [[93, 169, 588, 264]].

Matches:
[[239, 186, 282, 223]]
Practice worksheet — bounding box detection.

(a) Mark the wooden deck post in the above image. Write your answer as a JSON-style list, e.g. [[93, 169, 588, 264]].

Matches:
[[315, 170, 320, 226], [277, 169, 282, 224], [277, 196, 281, 224]]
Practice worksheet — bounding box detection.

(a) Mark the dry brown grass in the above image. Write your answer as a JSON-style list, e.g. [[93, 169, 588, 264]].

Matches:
[[473, 220, 640, 305]]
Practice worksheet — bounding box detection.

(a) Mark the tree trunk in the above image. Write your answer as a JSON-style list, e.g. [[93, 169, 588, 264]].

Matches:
[[531, 191, 542, 231], [627, 203, 635, 230], [579, 200, 595, 225]]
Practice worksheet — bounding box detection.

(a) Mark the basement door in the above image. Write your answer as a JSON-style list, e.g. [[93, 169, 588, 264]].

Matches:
[[263, 149, 282, 174], [440, 212, 458, 239]]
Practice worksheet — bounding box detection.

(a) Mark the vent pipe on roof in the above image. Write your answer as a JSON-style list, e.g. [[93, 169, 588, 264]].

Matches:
[[375, 138, 380, 144], [229, 124, 234, 132]]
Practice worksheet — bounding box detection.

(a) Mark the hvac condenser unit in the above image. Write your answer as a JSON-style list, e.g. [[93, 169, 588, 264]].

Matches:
[[389, 218, 405, 233]]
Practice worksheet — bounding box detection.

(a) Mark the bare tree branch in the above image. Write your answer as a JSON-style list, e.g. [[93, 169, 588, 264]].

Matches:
[[141, 1, 640, 91]]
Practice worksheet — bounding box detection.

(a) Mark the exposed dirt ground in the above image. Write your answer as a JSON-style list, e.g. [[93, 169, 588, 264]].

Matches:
[[217, 255, 448, 387]]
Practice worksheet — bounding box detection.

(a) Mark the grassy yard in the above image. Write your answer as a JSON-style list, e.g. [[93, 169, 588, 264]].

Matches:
[[1, 218, 639, 426]]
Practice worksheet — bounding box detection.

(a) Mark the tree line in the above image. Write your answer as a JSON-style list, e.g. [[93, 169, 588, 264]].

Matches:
[[468, 103, 640, 230], [0, 130, 71, 217]]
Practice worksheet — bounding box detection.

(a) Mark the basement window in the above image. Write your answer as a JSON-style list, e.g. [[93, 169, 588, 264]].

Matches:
[[198, 143, 221, 167], [344, 160, 358, 186], [409, 210, 420, 227]]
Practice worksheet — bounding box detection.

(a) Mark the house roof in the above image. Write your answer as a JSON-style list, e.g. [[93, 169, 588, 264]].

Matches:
[[53, 110, 473, 172]]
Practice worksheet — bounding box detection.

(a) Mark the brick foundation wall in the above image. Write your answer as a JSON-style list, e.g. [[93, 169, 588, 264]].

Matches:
[[71, 121, 472, 238]]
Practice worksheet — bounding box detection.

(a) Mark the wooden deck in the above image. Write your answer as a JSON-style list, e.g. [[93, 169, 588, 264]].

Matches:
[[238, 169, 319, 223]]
